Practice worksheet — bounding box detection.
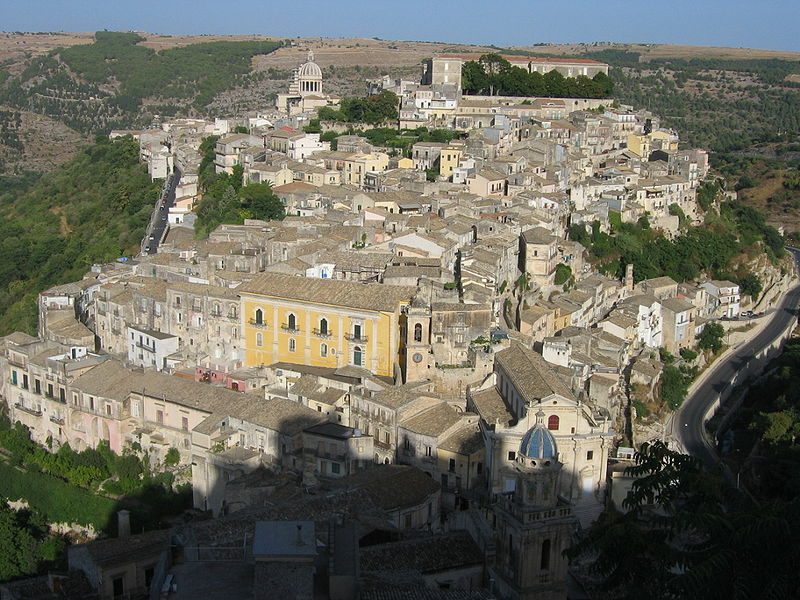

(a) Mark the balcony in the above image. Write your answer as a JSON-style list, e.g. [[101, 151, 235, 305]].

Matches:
[[49, 415, 65, 425], [248, 319, 268, 329], [281, 324, 301, 333], [306, 448, 346, 461], [14, 403, 42, 417], [344, 333, 368, 343], [135, 341, 156, 352], [312, 328, 333, 339]]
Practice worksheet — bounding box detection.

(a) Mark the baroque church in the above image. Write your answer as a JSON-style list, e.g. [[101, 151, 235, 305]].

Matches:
[[275, 50, 340, 116]]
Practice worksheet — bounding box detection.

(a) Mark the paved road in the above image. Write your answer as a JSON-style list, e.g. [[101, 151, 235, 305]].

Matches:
[[676, 248, 800, 467], [144, 166, 181, 255]]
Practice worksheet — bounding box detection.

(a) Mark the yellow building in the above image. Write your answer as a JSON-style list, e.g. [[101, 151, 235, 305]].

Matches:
[[626, 134, 650, 158], [238, 273, 417, 378], [397, 157, 414, 170], [439, 145, 463, 178], [343, 153, 390, 187], [650, 129, 679, 151]]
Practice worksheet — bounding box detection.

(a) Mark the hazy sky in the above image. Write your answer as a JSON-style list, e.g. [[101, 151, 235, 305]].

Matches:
[[3, 0, 799, 53]]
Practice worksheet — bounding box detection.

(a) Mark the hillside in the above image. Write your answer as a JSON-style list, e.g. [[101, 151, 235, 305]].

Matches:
[[0, 137, 160, 335]]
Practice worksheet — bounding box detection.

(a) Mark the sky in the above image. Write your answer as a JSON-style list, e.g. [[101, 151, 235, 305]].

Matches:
[[3, 0, 800, 53]]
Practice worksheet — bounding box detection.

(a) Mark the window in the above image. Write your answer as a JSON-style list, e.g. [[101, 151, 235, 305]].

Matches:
[[131, 402, 140, 418], [425, 445, 432, 457], [548, 415, 560, 431], [321, 343, 328, 357], [105, 404, 112, 416], [254, 308, 263, 325], [353, 346, 362, 366], [508, 451, 516, 461], [331, 462, 340, 474], [541, 539, 551, 571], [145, 567, 155, 591], [404, 514, 412, 528], [384, 432, 390, 444], [156, 409, 164, 424], [288, 313, 296, 330], [476, 462, 483, 475], [319, 317, 328, 335], [59, 388, 66, 402], [34, 379, 41, 395], [587, 450, 594, 461], [414, 323, 422, 342], [256, 333, 263, 347], [182, 417, 189, 431], [289, 338, 296, 352], [353, 323, 362, 340], [112, 576, 124, 598], [449, 458, 456, 472], [11, 370, 17, 385]]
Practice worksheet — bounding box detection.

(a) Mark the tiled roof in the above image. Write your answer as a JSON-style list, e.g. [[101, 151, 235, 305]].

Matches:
[[495, 342, 574, 402], [400, 403, 462, 438], [237, 273, 417, 312], [470, 387, 514, 427], [361, 531, 482, 574]]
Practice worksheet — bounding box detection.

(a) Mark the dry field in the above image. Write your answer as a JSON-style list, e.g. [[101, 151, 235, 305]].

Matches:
[[511, 42, 800, 62]]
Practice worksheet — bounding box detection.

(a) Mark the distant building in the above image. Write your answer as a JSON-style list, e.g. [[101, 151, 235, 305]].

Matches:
[[276, 51, 340, 116]]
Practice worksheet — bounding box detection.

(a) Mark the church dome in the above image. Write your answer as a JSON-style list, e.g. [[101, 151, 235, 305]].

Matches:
[[518, 408, 557, 460], [298, 51, 322, 79]]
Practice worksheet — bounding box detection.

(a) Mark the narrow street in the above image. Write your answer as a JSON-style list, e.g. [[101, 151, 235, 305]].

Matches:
[[142, 166, 181, 255]]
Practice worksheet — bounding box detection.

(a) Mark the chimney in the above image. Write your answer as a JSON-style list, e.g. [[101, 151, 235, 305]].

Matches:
[[117, 510, 131, 538]]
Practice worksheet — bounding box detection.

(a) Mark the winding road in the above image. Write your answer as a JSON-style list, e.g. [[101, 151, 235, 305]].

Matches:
[[676, 248, 800, 467]]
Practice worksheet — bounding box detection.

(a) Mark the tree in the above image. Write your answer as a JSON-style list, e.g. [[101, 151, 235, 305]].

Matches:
[[461, 61, 489, 94], [697, 322, 725, 353], [554, 263, 572, 286], [239, 183, 286, 221]]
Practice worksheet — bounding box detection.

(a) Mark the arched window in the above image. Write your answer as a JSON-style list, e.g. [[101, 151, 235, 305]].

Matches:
[[213, 303, 220, 316], [319, 317, 328, 335], [229, 305, 237, 319], [541, 539, 551, 571], [289, 338, 296, 352], [321, 343, 328, 357], [547, 415, 559, 431], [256, 333, 263, 347], [254, 308, 263, 325], [414, 323, 423, 342], [353, 346, 362, 366], [288, 313, 296, 330]]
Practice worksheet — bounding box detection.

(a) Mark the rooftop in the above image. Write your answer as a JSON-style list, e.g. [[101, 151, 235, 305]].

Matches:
[[237, 273, 417, 312]]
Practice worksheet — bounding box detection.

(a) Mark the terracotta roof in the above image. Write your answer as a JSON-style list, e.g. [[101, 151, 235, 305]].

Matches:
[[437, 53, 607, 66]]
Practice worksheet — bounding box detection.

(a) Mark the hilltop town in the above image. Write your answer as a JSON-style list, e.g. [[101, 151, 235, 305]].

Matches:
[[0, 48, 792, 600]]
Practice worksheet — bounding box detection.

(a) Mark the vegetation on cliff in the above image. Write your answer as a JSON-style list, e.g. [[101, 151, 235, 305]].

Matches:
[[0, 136, 160, 335]]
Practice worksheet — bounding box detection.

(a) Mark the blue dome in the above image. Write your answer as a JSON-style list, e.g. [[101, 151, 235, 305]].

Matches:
[[519, 425, 557, 460]]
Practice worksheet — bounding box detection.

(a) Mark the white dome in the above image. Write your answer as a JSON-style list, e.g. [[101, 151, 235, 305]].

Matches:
[[299, 61, 322, 79], [299, 51, 322, 80]]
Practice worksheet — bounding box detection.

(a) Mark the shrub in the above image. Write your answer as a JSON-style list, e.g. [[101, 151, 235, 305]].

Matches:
[[164, 448, 180, 467]]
